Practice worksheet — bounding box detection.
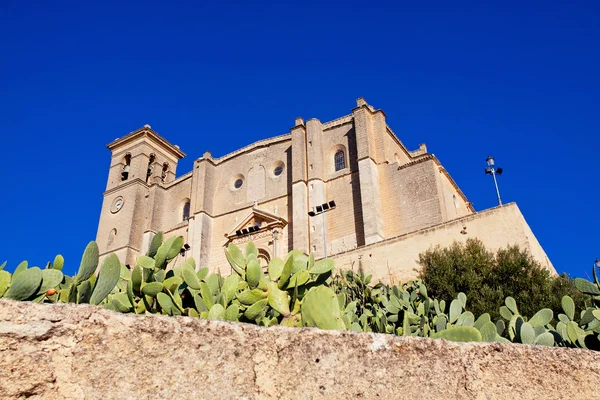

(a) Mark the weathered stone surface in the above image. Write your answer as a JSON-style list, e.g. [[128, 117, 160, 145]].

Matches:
[[0, 299, 599, 400]]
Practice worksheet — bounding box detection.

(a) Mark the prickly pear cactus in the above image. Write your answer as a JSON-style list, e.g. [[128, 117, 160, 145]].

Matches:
[[302, 286, 346, 331], [0, 270, 11, 297], [432, 326, 482, 342], [6, 267, 42, 301], [76, 241, 99, 283], [37, 269, 64, 295], [154, 236, 184, 269], [90, 254, 121, 305], [4, 232, 600, 352]]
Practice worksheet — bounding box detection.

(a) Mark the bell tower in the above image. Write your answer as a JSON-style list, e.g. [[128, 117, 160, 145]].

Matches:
[[96, 125, 185, 265]]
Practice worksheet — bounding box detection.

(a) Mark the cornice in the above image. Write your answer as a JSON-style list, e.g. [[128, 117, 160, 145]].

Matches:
[[436, 163, 475, 213], [385, 126, 414, 158], [322, 114, 354, 130], [163, 171, 193, 189], [103, 178, 149, 196], [351, 104, 387, 119], [107, 126, 186, 159], [197, 133, 292, 165], [396, 154, 436, 171], [100, 244, 140, 256]]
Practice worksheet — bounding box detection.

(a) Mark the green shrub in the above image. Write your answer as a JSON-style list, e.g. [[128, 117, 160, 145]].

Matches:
[[417, 238, 586, 321]]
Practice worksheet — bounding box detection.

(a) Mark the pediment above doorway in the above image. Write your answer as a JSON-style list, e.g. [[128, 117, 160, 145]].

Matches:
[[225, 206, 287, 245]]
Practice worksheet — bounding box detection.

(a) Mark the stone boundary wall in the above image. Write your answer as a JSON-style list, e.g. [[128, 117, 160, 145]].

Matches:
[[1, 300, 599, 399], [332, 202, 555, 284]]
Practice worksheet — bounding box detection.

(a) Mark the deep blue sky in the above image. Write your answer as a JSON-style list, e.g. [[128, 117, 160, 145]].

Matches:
[[1, 1, 598, 278]]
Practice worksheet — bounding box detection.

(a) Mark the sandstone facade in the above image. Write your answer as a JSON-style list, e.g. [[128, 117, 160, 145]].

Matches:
[[0, 300, 598, 399], [96, 98, 554, 280]]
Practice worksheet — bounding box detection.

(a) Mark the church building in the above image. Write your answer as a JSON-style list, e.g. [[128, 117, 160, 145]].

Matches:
[[96, 98, 554, 282]]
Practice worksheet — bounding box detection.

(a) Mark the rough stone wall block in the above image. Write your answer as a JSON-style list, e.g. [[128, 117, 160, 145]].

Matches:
[[352, 108, 372, 160], [306, 118, 325, 180], [331, 203, 556, 283], [308, 180, 327, 257], [189, 212, 213, 270], [358, 158, 384, 245], [0, 300, 598, 400], [290, 123, 307, 184], [140, 231, 154, 256], [292, 182, 309, 253]]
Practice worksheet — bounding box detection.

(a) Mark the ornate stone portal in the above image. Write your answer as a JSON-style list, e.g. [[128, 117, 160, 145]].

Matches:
[[224, 206, 287, 267]]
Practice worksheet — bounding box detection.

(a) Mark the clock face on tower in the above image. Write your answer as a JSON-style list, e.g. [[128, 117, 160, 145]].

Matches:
[[111, 196, 124, 213]]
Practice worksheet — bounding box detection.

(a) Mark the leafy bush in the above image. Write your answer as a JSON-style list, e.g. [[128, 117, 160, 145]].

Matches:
[[417, 238, 586, 321]]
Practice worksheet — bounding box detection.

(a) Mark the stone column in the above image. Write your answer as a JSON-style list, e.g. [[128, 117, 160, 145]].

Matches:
[[353, 99, 385, 244], [189, 155, 215, 269], [291, 118, 309, 253], [306, 118, 327, 258]]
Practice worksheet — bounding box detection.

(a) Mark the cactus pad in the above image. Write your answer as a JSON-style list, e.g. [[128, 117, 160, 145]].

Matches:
[[77, 241, 99, 283], [146, 232, 163, 258], [528, 308, 553, 327], [244, 298, 268, 320], [53, 254, 64, 271], [0, 270, 11, 297], [246, 259, 262, 289], [267, 258, 284, 281], [268, 282, 290, 317], [154, 236, 184, 269], [183, 265, 201, 290], [6, 267, 42, 301], [208, 303, 226, 320], [142, 282, 164, 297], [90, 254, 121, 305], [301, 286, 346, 331], [37, 269, 64, 295], [308, 259, 334, 275], [432, 326, 482, 342], [237, 289, 268, 305]]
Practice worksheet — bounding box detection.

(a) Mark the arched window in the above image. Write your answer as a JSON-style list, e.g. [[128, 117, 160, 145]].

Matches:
[[334, 150, 346, 172], [108, 228, 117, 247], [161, 163, 169, 182], [257, 248, 271, 271], [121, 154, 131, 181], [146, 154, 155, 183], [182, 200, 190, 221]]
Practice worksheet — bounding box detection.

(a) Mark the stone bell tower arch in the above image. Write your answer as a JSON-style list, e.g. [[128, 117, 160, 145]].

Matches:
[[96, 125, 185, 265]]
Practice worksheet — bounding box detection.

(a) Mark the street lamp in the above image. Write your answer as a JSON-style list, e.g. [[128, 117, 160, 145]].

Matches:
[[308, 200, 336, 258], [484, 156, 503, 206], [179, 243, 191, 258], [273, 229, 279, 259]]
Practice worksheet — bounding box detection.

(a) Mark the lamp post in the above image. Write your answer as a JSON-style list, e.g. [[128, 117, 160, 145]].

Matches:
[[484, 156, 503, 206], [273, 229, 279, 259], [179, 243, 191, 259], [308, 200, 336, 258]]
